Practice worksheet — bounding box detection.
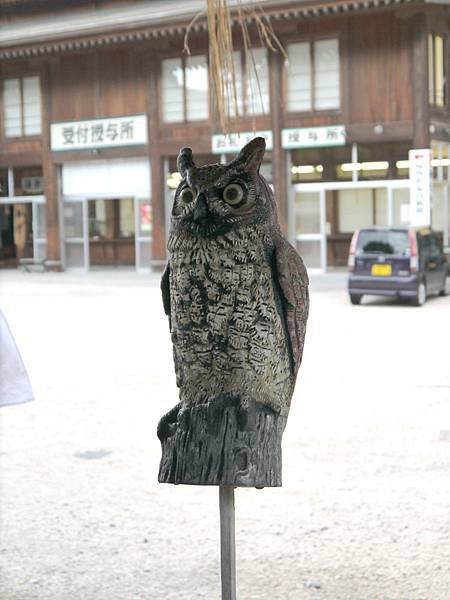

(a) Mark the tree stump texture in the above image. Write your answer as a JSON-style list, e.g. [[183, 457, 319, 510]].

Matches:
[[157, 396, 287, 487]]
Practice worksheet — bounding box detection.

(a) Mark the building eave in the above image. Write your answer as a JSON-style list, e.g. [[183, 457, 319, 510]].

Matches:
[[0, 0, 428, 60]]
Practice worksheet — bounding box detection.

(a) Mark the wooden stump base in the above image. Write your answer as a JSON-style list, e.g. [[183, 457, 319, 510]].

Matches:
[[157, 396, 287, 487]]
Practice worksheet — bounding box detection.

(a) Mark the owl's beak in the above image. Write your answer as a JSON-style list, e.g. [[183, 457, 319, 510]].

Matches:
[[193, 193, 209, 222]]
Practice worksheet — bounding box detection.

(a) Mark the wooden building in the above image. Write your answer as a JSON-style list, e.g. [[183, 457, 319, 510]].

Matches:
[[1, 0, 449, 272]]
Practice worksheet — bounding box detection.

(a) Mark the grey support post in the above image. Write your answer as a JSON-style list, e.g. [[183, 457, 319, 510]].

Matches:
[[219, 486, 236, 600]]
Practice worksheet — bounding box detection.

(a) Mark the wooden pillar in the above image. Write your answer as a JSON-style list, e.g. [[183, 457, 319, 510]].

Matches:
[[150, 153, 167, 265], [412, 13, 430, 149], [269, 51, 288, 234], [146, 51, 166, 268], [41, 63, 62, 269]]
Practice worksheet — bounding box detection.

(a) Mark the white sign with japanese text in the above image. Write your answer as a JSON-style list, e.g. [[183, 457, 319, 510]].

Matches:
[[282, 125, 346, 149], [212, 130, 273, 154], [51, 114, 148, 151], [409, 148, 432, 227]]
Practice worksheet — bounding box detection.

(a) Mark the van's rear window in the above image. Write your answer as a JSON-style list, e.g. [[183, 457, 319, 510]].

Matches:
[[356, 230, 410, 255]]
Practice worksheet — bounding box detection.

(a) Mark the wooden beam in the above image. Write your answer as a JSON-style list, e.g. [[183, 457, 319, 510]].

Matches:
[[269, 50, 287, 234], [0, 152, 42, 167], [346, 121, 414, 143], [40, 63, 62, 270], [412, 13, 430, 149], [341, 17, 351, 130], [146, 51, 166, 266]]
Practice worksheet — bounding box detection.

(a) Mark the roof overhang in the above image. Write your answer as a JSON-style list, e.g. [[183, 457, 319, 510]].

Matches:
[[0, 0, 433, 60]]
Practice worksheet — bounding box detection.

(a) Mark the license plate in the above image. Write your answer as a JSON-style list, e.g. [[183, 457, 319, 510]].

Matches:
[[371, 263, 392, 276]]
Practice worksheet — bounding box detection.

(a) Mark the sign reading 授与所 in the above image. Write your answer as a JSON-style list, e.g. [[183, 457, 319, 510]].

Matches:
[[409, 148, 432, 227], [282, 125, 346, 149], [51, 115, 148, 151], [212, 130, 273, 154]]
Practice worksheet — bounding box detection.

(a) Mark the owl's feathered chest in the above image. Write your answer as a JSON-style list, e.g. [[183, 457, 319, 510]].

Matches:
[[168, 227, 274, 322], [167, 227, 293, 413]]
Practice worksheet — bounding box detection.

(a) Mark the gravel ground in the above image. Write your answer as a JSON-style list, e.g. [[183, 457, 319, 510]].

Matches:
[[0, 269, 449, 600]]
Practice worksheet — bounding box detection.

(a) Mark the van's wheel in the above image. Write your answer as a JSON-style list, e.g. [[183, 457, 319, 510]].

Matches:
[[350, 294, 362, 305], [413, 281, 427, 306]]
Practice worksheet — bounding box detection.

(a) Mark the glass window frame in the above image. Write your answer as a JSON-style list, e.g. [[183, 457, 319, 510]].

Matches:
[[286, 41, 312, 112], [285, 36, 341, 114], [215, 47, 270, 119], [161, 57, 185, 123], [1, 74, 42, 139], [160, 54, 209, 124], [241, 47, 270, 117]]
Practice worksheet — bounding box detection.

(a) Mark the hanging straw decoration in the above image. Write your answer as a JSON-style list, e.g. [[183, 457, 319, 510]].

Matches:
[[184, 0, 287, 134]]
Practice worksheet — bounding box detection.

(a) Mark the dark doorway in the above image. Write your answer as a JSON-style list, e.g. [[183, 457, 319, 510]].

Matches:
[[0, 203, 34, 267], [88, 198, 135, 266]]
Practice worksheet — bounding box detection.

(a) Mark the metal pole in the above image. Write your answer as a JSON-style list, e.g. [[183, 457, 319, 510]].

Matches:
[[351, 142, 358, 183], [219, 486, 236, 600]]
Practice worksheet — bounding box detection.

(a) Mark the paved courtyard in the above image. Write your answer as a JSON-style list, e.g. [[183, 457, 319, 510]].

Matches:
[[1, 269, 449, 600]]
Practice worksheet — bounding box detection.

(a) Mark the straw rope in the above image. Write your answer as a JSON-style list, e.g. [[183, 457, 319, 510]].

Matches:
[[184, 0, 287, 133]]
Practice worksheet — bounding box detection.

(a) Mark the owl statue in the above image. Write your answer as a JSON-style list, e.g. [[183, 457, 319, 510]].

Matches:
[[158, 137, 309, 488]]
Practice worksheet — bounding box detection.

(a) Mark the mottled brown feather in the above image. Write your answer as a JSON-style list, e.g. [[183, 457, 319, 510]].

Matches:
[[161, 262, 171, 318], [273, 235, 309, 376]]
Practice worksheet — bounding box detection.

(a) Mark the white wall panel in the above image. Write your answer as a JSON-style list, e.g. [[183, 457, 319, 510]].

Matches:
[[62, 158, 151, 198], [338, 189, 373, 233]]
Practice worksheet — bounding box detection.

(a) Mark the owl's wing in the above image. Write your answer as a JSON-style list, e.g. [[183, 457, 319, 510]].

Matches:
[[273, 235, 309, 376], [161, 262, 171, 327]]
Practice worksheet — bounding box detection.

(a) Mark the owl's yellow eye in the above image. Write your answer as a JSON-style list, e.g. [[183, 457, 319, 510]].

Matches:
[[180, 187, 195, 203], [223, 183, 245, 206]]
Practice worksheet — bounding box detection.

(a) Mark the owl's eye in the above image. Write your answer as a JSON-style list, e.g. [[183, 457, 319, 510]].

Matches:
[[223, 183, 245, 206], [179, 187, 195, 203]]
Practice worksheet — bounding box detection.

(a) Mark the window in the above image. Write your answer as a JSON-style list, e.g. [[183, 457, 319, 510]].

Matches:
[[286, 39, 340, 112], [161, 55, 208, 123], [0, 168, 9, 196], [286, 43, 311, 111], [295, 191, 320, 234], [431, 185, 445, 232], [185, 55, 209, 121], [392, 189, 410, 226], [13, 166, 43, 196], [356, 229, 410, 256], [338, 190, 373, 233], [243, 48, 270, 116], [3, 76, 41, 137], [428, 34, 447, 108], [88, 199, 135, 240], [224, 49, 269, 117]]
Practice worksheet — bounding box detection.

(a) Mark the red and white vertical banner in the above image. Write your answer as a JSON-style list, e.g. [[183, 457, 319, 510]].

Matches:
[[409, 148, 432, 227]]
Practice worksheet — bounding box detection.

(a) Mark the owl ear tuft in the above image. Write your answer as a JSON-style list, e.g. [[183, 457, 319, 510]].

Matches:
[[177, 147, 196, 178], [234, 137, 266, 173]]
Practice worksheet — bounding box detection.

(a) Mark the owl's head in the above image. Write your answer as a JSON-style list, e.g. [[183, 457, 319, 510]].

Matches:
[[171, 137, 278, 239]]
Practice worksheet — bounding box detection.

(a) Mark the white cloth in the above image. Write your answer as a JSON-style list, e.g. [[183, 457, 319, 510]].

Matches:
[[0, 309, 34, 407]]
